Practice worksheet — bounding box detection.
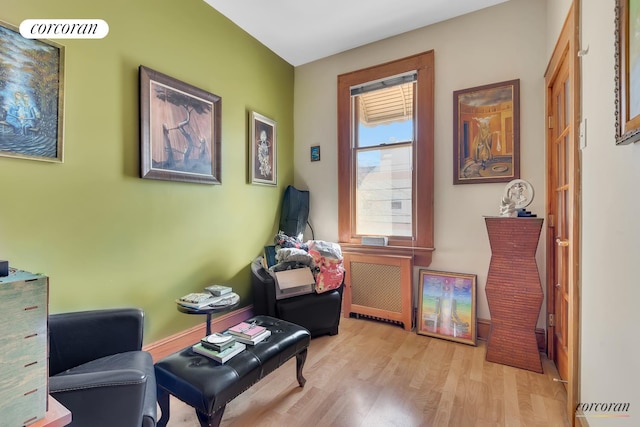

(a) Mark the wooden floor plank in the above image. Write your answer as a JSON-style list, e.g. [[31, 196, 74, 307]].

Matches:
[[503, 367, 522, 427], [166, 317, 570, 426]]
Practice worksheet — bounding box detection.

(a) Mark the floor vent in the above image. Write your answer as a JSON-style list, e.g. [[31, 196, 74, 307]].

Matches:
[[348, 312, 405, 328]]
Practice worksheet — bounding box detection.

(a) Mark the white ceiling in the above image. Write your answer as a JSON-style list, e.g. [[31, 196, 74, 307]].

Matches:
[[203, 0, 511, 66]]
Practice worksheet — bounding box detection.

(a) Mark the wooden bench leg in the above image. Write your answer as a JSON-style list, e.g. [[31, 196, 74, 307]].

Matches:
[[157, 387, 171, 427], [196, 406, 225, 427], [296, 348, 307, 387]]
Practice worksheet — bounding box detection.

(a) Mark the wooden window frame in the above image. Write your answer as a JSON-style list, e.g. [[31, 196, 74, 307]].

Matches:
[[337, 51, 435, 266]]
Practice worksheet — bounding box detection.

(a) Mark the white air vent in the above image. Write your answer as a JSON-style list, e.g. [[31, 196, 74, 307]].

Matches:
[[361, 236, 388, 246]]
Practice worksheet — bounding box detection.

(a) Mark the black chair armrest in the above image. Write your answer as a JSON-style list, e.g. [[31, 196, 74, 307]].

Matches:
[[49, 308, 144, 375], [251, 257, 278, 316], [50, 369, 147, 427]]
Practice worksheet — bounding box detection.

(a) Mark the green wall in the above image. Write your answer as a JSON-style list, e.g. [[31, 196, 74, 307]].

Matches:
[[0, 0, 294, 342]]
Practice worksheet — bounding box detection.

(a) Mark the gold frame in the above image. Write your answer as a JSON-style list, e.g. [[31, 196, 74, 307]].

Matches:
[[249, 111, 277, 186], [453, 79, 520, 184], [0, 20, 64, 162], [417, 269, 477, 346], [616, 0, 640, 144]]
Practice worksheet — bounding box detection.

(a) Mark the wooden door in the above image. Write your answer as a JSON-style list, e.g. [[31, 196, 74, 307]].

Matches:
[[545, 2, 580, 422], [548, 57, 571, 381]]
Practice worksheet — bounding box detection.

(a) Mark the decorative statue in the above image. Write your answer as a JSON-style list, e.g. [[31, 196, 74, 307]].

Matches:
[[499, 195, 517, 217], [499, 179, 535, 217]]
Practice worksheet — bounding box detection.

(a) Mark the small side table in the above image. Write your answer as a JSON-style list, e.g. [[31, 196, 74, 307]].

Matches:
[[177, 293, 240, 336]]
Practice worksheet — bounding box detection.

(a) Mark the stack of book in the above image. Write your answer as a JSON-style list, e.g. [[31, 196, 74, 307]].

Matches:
[[177, 292, 239, 310], [200, 333, 235, 352], [205, 284, 233, 296], [176, 292, 218, 310], [191, 321, 272, 364], [227, 321, 271, 345], [192, 333, 246, 364]]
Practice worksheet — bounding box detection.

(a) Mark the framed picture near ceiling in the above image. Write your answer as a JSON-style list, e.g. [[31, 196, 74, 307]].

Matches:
[[139, 66, 221, 184], [249, 111, 277, 185], [0, 20, 64, 162], [453, 79, 520, 184], [615, 0, 640, 145], [417, 269, 477, 346]]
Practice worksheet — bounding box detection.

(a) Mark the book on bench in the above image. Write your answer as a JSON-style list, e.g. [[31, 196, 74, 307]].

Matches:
[[228, 321, 267, 339], [192, 341, 246, 364], [230, 329, 271, 345], [200, 333, 236, 352]]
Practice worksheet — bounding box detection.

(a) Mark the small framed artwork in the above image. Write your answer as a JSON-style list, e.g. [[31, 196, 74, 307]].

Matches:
[[417, 269, 477, 346], [139, 66, 221, 184], [310, 145, 320, 162], [0, 21, 65, 162], [453, 79, 520, 184], [615, 0, 640, 144], [249, 111, 277, 185]]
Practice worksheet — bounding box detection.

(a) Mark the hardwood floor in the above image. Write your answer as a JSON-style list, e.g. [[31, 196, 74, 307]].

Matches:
[[165, 316, 570, 427]]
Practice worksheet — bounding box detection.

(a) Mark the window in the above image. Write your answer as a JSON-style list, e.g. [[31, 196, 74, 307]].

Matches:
[[337, 51, 434, 266], [354, 77, 414, 238]]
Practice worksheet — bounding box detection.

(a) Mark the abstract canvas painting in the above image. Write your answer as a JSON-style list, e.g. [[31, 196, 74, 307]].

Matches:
[[417, 269, 477, 345]]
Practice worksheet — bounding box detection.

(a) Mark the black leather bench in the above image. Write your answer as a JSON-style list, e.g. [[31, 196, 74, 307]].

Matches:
[[154, 315, 311, 427]]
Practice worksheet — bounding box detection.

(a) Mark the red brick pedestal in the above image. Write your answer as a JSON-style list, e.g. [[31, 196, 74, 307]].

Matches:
[[484, 217, 544, 373]]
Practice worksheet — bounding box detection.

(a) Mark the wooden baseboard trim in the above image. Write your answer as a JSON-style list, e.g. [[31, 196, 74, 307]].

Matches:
[[477, 318, 546, 353], [144, 305, 254, 362], [145, 312, 546, 361], [575, 411, 590, 427]]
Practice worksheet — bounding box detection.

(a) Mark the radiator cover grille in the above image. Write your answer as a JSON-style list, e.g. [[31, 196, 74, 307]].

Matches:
[[343, 253, 413, 331], [350, 262, 402, 313]]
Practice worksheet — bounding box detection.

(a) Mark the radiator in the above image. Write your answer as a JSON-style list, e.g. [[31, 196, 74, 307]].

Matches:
[[343, 252, 413, 330]]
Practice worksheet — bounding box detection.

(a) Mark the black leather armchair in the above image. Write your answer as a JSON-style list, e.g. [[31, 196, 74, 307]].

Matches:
[[48, 308, 157, 427], [251, 258, 343, 337]]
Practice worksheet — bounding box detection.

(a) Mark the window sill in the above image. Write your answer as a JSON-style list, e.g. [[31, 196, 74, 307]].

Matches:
[[339, 242, 434, 267]]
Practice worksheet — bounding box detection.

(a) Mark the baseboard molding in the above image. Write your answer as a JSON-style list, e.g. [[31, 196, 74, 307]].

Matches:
[[477, 318, 546, 353], [145, 312, 546, 361], [575, 410, 590, 427], [144, 305, 254, 362]]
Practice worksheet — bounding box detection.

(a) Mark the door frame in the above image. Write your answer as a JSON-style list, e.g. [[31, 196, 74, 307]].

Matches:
[[544, 1, 581, 424]]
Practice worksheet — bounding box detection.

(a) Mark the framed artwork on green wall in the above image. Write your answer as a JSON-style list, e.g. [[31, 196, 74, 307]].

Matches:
[[249, 111, 277, 186], [139, 65, 221, 184], [0, 21, 65, 163]]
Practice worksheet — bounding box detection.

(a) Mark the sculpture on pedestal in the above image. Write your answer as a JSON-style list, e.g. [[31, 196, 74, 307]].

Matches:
[[499, 179, 535, 217]]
